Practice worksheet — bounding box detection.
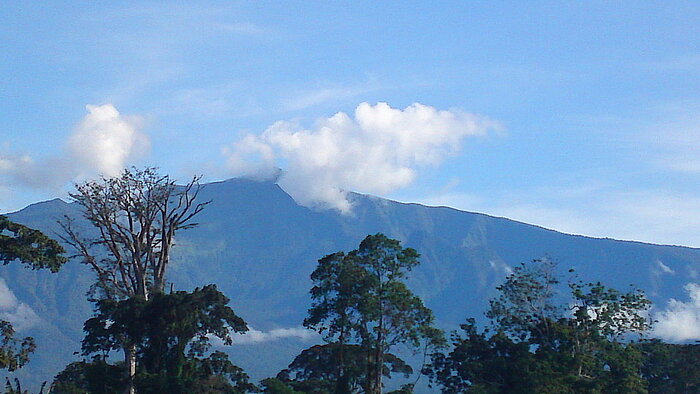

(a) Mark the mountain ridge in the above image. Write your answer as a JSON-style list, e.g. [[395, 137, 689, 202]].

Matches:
[[13, 178, 697, 250]]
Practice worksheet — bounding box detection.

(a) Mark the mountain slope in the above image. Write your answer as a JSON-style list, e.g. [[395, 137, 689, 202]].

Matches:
[[3, 178, 699, 389]]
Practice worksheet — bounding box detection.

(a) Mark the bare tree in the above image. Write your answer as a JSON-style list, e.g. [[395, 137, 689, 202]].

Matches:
[[59, 167, 210, 394]]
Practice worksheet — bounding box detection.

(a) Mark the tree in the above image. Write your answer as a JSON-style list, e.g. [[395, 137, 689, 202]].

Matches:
[[485, 259, 561, 343], [59, 166, 210, 392], [59, 167, 209, 301], [426, 259, 652, 393], [0, 214, 66, 372], [78, 285, 252, 394], [303, 234, 443, 394]]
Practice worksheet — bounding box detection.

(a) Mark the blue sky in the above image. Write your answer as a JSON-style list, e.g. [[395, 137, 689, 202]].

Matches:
[[2, 2, 700, 246]]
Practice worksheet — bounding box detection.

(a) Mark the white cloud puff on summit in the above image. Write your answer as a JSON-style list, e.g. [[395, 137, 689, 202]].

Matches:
[[653, 283, 700, 342], [224, 102, 499, 213]]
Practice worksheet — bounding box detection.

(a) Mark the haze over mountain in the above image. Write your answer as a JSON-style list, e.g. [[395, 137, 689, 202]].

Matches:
[[3, 177, 700, 389]]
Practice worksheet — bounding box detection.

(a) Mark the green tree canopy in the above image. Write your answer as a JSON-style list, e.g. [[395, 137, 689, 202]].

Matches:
[[76, 284, 253, 393], [426, 259, 652, 393], [639, 340, 700, 393], [272, 343, 413, 394]]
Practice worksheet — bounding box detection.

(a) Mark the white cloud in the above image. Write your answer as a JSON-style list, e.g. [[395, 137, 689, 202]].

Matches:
[[230, 326, 317, 345], [0, 104, 149, 192], [655, 260, 675, 275], [0, 278, 39, 331], [653, 283, 700, 342], [224, 102, 499, 213], [68, 104, 150, 178], [489, 260, 513, 276]]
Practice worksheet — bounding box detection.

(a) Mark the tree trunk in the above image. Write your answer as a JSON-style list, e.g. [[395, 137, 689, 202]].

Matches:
[[335, 338, 347, 394], [373, 345, 384, 394], [125, 344, 137, 394]]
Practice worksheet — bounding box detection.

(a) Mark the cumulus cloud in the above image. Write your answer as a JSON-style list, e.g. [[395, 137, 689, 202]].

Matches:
[[0, 104, 149, 192], [224, 102, 498, 213], [0, 278, 39, 331], [230, 327, 317, 345], [68, 104, 149, 178], [653, 283, 700, 342]]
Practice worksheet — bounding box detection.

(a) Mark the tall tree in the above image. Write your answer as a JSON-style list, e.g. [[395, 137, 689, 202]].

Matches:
[[304, 234, 443, 394], [59, 167, 209, 393], [0, 214, 66, 372]]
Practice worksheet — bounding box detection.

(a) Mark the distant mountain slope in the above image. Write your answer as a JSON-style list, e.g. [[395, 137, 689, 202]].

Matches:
[[3, 178, 699, 389]]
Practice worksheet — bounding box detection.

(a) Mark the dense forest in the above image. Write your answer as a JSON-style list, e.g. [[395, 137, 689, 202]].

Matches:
[[2, 168, 699, 393]]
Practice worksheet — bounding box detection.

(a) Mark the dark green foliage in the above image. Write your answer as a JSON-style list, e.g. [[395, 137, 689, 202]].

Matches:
[[639, 340, 700, 393], [385, 384, 415, 394], [274, 343, 412, 393], [135, 351, 258, 394], [259, 378, 305, 394], [51, 357, 126, 393], [83, 284, 246, 358], [426, 260, 652, 393], [0, 321, 35, 372], [77, 285, 253, 393], [424, 318, 536, 393], [51, 352, 259, 394], [302, 234, 443, 393], [0, 215, 66, 272]]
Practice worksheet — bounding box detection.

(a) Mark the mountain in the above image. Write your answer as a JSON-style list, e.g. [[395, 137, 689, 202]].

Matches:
[[3, 178, 700, 390]]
